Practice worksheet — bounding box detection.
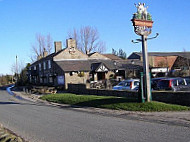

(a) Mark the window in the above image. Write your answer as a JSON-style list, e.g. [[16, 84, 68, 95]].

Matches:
[[134, 81, 139, 86], [40, 78, 43, 83], [49, 77, 53, 83], [48, 60, 51, 69], [172, 80, 178, 86], [125, 82, 131, 87], [70, 72, 73, 76], [34, 66, 36, 70], [44, 62, 46, 70], [39, 63, 41, 71], [185, 79, 190, 85], [178, 79, 185, 85], [118, 82, 124, 86]]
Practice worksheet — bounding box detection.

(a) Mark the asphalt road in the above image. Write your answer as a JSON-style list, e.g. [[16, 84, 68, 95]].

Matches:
[[0, 90, 190, 142]]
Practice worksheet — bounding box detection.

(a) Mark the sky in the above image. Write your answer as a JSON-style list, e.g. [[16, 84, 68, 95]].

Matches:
[[0, 0, 190, 75]]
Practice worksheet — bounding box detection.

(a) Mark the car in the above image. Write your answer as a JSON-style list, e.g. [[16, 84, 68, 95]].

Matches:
[[157, 77, 190, 91], [180, 78, 190, 91], [112, 79, 140, 91], [151, 77, 166, 90]]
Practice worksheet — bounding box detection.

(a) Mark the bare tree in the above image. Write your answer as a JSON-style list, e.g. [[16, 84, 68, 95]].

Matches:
[[68, 26, 106, 54], [31, 33, 53, 62]]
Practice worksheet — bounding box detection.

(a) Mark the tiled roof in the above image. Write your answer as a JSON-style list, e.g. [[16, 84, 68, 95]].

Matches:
[[102, 54, 123, 60], [132, 52, 190, 57], [115, 60, 143, 70], [55, 59, 118, 72], [55, 60, 91, 72], [55, 59, 143, 72]]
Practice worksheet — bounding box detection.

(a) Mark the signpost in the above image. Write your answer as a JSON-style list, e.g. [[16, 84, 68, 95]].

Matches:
[[131, 3, 156, 102]]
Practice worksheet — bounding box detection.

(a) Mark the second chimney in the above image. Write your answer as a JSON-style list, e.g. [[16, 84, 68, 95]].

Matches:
[[54, 41, 62, 53]]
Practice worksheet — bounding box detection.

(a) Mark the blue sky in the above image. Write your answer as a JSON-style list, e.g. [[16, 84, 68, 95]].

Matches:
[[0, 0, 190, 75]]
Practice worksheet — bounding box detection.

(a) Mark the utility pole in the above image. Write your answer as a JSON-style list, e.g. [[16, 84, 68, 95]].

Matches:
[[16, 55, 18, 83], [131, 3, 158, 102]]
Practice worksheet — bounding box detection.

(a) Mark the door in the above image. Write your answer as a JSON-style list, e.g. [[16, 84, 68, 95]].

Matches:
[[97, 72, 105, 80]]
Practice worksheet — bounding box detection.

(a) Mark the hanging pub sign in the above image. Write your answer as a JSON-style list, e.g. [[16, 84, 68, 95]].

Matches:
[[132, 19, 153, 28], [131, 3, 153, 36]]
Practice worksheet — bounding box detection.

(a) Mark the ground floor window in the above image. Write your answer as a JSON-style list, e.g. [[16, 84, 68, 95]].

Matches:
[[40, 78, 43, 83], [49, 77, 53, 83]]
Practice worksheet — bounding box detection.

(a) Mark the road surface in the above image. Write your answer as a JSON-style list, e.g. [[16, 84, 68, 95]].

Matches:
[[0, 89, 190, 142]]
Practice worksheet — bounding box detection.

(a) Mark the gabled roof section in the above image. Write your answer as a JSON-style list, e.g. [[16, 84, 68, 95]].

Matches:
[[102, 54, 123, 60], [88, 52, 110, 60], [127, 52, 141, 60], [91, 62, 109, 72], [53, 46, 89, 61], [89, 59, 116, 70]]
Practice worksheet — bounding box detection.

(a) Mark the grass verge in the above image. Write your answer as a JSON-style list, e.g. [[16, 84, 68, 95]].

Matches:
[[40, 93, 190, 112]]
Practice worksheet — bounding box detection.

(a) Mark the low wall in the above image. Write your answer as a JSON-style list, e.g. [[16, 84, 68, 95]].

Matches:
[[68, 84, 190, 106], [152, 91, 190, 106], [68, 84, 138, 99]]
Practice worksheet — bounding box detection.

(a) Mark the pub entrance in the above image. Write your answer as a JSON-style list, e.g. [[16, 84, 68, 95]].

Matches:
[[97, 72, 106, 80]]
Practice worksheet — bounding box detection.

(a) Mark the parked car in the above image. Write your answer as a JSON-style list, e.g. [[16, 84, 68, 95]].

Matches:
[[151, 77, 166, 90], [112, 79, 140, 91], [157, 77, 190, 91], [181, 78, 190, 91]]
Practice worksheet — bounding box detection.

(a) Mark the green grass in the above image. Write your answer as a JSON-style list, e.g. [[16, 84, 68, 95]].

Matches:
[[40, 93, 190, 112]]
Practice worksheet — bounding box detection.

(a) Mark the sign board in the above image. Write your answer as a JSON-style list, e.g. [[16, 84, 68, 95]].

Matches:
[[151, 68, 168, 73], [132, 19, 153, 28]]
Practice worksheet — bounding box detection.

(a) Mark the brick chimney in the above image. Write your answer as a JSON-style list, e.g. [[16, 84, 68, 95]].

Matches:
[[43, 50, 48, 57], [37, 55, 42, 60], [54, 41, 62, 53], [66, 38, 76, 48]]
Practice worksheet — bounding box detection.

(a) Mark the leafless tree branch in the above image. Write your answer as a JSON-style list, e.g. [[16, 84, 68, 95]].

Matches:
[[68, 26, 106, 54]]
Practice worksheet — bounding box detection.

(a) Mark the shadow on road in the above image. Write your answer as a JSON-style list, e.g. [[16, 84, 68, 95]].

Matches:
[[0, 101, 20, 105]]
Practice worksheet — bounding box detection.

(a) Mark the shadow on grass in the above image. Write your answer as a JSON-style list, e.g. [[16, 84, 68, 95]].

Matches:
[[74, 98, 138, 107]]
